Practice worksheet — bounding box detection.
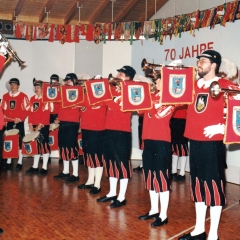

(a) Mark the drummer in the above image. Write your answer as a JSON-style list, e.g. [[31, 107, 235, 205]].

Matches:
[[1, 78, 30, 170], [25, 80, 53, 175]]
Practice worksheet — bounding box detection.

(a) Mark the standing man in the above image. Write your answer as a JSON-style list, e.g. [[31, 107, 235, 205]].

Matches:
[[1, 78, 29, 170], [179, 50, 233, 240], [97, 66, 136, 208], [54, 73, 80, 183]]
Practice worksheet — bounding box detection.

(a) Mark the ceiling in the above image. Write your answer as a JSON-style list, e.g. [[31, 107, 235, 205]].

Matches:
[[0, 0, 168, 25]]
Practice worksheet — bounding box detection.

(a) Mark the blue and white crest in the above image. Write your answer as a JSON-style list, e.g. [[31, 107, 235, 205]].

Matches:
[[91, 82, 105, 98], [4, 141, 12, 152], [24, 143, 32, 154], [169, 74, 186, 98], [232, 107, 240, 136], [78, 139, 82, 149], [66, 89, 78, 102], [49, 136, 54, 146], [128, 85, 144, 105], [47, 87, 57, 100]]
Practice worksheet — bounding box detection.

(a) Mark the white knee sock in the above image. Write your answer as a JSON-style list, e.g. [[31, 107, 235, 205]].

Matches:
[[17, 150, 23, 164], [85, 167, 95, 185], [159, 191, 169, 221], [208, 206, 222, 240], [117, 178, 129, 202], [7, 158, 12, 164], [179, 156, 187, 176], [42, 153, 50, 170], [63, 160, 69, 174], [149, 190, 159, 215], [191, 202, 207, 236], [71, 160, 79, 176], [172, 155, 178, 174], [32, 155, 40, 168], [94, 167, 103, 189], [106, 177, 118, 197]]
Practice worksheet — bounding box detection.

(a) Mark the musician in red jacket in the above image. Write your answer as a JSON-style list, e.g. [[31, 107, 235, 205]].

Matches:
[[178, 50, 234, 240], [1, 78, 30, 170], [54, 73, 80, 183], [97, 66, 136, 208], [25, 80, 52, 175]]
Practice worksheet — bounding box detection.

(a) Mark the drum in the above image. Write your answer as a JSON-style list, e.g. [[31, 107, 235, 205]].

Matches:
[[2, 129, 20, 158], [49, 123, 59, 151], [22, 131, 40, 155]]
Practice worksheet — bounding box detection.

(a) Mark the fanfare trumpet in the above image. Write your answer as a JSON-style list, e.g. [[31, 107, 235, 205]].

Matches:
[[0, 32, 25, 67], [209, 81, 240, 98]]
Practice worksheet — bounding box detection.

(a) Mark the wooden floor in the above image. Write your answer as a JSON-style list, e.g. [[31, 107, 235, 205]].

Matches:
[[0, 158, 239, 240]]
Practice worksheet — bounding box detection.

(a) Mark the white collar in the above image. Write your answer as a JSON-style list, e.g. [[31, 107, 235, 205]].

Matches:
[[197, 77, 220, 89], [9, 91, 20, 97], [35, 94, 42, 100]]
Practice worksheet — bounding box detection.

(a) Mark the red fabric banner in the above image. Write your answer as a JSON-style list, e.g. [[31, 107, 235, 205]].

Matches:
[[77, 133, 83, 155], [42, 83, 62, 103], [160, 67, 195, 105], [61, 85, 84, 108], [22, 140, 38, 156], [2, 134, 19, 158], [49, 129, 59, 151], [85, 79, 112, 105], [224, 98, 240, 144], [121, 81, 152, 112]]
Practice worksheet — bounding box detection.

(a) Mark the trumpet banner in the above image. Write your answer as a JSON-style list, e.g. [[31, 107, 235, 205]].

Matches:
[[2, 134, 19, 158], [61, 85, 84, 108], [121, 81, 152, 111], [42, 83, 62, 103], [224, 98, 240, 144], [160, 67, 195, 105], [49, 129, 59, 151], [85, 79, 112, 105]]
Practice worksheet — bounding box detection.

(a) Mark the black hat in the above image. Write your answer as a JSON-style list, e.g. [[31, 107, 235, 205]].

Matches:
[[197, 50, 222, 66], [33, 78, 42, 87], [64, 73, 78, 81], [9, 78, 20, 85], [117, 66, 136, 80], [50, 74, 59, 81]]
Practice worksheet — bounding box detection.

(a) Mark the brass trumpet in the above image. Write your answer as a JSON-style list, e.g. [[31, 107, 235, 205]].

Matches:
[[0, 32, 25, 67], [210, 81, 240, 98], [108, 73, 123, 87]]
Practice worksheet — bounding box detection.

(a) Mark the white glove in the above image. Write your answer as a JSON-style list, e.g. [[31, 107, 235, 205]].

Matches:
[[203, 123, 225, 138], [0, 42, 8, 55], [94, 75, 102, 79]]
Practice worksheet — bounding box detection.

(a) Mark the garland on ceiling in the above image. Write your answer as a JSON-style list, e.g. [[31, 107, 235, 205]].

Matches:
[[10, 0, 240, 45]]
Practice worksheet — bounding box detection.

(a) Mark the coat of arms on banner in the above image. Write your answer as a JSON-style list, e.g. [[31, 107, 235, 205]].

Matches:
[[224, 98, 240, 144], [66, 89, 78, 102], [4, 141, 12, 152], [169, 74, 186, 97], [128, 85, 144, 105], [47, 86, 58, 100], [91, 82, 105, 98], [42, 83, 62, 103], [24, 143, 32, 154], [49, 135, 54, 145]]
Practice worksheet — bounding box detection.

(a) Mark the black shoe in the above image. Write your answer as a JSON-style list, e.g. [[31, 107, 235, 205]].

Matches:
[[65, 175, 79, 183], [48, 157, 51, 164], [89, 187, 101, 194], [151, 217, 168, 227], [0, 228, 3, 234], [110, 199, 126, 208], [178, 232, 207, 240], [39, 169, 48, 175], [97, 195, 117, 202], [25, 167, 39, 174], [171, 173, 177, 180], [133, 166, 143, 171], [3, 163, 12, 170], [176, 175, 185, 181], [16, 164, 22, 170], [54, 172, 70, 180], [138, 212, 159, 220], [58, 159, 63, 164], [78, 183, 94, 189]]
